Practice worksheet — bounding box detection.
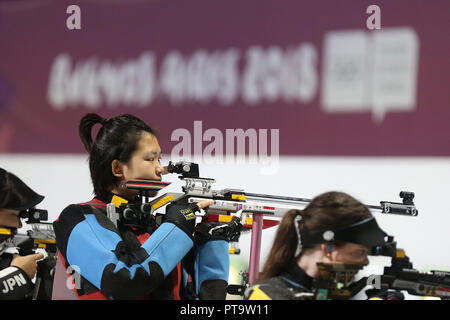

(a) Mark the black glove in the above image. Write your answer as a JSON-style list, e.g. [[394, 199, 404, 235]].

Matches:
[[195, 216, 243, 246], [163, 202, 200, 240]]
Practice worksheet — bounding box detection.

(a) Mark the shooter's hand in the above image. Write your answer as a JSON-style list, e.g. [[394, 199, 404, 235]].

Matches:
[[10, 253, 44, 279], [195, 216, 243, 246], [163, 200, 214, 240]]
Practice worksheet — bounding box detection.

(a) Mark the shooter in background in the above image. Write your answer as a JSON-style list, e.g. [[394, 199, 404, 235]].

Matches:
[[245, 191, 387, 300], [53, 113, 232, 300], [0, 168, 44, 300]]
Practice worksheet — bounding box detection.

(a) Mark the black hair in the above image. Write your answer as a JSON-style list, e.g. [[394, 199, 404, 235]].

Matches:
[[0, 168, 44, 210], [78, 113, 156, 200]]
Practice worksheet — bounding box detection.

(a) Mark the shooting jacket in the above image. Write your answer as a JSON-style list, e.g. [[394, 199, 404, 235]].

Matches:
[[52, 192, 229, 300], [245, 262, 314, 300], [0, 240, 34, 299]]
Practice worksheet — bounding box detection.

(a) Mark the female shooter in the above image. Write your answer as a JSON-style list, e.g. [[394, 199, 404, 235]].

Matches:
[[0, 168, 44, 299], [53, 113, 231, 300], [245, 191, 387, 300]]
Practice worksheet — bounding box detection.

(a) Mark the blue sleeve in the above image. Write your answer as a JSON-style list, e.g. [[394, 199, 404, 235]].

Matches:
[[54, 205, 193, 299], [194, 240, 229, 299]]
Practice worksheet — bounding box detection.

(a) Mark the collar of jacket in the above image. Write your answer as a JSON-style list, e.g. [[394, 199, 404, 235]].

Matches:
[[280, 261, 314, 291], [95, 191, 139, 207]]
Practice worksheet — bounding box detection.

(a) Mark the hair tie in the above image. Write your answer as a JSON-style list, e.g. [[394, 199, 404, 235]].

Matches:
[[294, 212, 303, 257]]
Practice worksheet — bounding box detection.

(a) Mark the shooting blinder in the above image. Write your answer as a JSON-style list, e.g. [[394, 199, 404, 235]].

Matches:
[[300, 217, 387, 250]]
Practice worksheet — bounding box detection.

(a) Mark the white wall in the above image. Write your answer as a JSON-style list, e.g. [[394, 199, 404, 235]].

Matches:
[[1, 154, 449, 275]]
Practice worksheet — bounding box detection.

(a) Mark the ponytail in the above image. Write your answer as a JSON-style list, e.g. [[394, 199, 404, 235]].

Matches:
[[78, 113, 106, 153], [258, 209, 303, 282]]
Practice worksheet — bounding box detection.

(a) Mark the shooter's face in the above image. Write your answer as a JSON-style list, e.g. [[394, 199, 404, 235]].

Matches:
[[327, 243, 370, 266], [112, 132, 164, 198], [0, 208, 22, 229]]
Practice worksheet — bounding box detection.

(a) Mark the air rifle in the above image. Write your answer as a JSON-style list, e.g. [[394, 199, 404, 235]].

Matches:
[[106, 161, 417, 223], [12, 208, 57, 300], [366, 235, 450, 299]]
